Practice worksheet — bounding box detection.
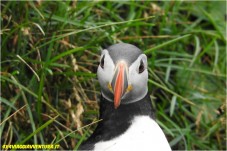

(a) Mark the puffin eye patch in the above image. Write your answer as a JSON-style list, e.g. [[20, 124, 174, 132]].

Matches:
[[138, 60, 145, 74], [100, 55, 105, 69]]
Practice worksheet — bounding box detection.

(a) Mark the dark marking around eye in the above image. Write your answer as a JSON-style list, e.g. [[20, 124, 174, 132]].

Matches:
[[100, 55, 105, 69], [139, 60, 145, 74]]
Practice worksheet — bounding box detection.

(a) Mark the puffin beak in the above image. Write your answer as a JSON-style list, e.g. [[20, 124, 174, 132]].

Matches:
[[111, 61, 128, 109]]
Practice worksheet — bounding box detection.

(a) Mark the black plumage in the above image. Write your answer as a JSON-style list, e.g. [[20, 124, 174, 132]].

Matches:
[[78, 93, 155, 150]]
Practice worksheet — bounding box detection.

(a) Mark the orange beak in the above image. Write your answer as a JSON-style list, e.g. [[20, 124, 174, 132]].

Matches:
[[111, 61, 128, 109]]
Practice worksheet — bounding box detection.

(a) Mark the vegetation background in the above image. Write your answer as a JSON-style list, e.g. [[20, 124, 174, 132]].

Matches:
[[1, 1, 226, 150]]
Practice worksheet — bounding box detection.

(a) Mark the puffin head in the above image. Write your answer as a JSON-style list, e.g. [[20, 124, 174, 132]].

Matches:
[[97, 43, 148, 109]]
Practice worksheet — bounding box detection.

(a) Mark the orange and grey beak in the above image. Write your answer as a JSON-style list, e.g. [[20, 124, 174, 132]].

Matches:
[[111, 61, 129, 109]]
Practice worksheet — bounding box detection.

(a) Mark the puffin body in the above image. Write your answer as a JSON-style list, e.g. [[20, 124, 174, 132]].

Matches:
[[79, 43, 171, 151]]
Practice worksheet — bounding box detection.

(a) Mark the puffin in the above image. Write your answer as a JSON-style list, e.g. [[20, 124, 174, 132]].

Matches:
[[79, 43, 171, 151]]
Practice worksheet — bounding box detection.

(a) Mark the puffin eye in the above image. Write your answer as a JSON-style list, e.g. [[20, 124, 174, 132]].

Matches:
[[139, 60, 145, 74], [100, 55, 105, 69]]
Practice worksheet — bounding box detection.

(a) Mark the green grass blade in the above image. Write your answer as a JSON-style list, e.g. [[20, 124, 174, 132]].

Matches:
[[49, 47, 87, 63], [19, 115, 59, 144], [144, 34, 191, 54], [165, 57, 172, 83], [148, 79, 195, 106], [0, 97, 17, 111], [189, 36, 201, 67], [170, 95, 177, 117], [213, 40, 219, 72]]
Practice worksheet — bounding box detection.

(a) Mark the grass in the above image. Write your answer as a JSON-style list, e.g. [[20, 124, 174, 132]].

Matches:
[[1, 1, 226, 150]]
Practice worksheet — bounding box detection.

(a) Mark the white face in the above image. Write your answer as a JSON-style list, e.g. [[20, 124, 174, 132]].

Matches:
[[97, 49, 148, 104]]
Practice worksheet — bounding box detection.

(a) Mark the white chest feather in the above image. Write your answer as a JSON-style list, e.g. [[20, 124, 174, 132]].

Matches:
[[94, 116, 171, 151]]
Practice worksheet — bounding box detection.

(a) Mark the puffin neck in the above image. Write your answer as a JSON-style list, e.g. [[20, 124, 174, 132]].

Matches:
[[93, 93, 155, 142], [100, 92, 155, 120]]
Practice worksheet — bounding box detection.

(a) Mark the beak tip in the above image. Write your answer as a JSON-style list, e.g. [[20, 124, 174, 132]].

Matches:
[[114, 98, 120, 109]]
